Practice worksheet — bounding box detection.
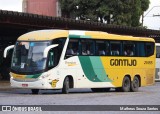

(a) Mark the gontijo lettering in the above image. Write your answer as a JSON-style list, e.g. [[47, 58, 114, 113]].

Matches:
[[110, 59, 137, 66]]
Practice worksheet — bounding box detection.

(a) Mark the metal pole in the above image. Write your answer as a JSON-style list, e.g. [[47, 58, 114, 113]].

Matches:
[[153, 14, 160, 17], [142, 6, 160, 27]]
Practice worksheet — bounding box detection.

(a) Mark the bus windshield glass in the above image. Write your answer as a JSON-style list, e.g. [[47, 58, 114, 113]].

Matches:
[[11, 41, 51, 74]]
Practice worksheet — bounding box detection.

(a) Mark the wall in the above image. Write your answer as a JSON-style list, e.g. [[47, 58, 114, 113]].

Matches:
[[23, 0, 61, 17]]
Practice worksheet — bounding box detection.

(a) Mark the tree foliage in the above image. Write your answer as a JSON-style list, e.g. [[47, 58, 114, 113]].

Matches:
[[59, 0, 150, 27]]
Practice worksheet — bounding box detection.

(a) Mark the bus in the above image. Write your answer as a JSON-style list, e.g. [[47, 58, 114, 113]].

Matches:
[[4, 30, 155, 94], [156, 43, 160, 81]]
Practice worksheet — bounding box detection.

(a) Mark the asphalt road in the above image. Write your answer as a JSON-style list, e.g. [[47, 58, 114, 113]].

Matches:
[[0, 82, 160, 113], [0, 82, 159, 105]]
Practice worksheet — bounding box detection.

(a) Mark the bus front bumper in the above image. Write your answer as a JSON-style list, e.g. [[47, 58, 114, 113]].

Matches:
[[10, 78, 61, 89]]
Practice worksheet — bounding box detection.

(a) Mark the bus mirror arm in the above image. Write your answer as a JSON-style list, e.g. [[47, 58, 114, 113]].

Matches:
[[3, 45, 14, 58], [43, 44, 59, 58]]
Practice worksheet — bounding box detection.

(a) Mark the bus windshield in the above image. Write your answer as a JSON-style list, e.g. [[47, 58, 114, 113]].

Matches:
[[11, 41, 51, 74]]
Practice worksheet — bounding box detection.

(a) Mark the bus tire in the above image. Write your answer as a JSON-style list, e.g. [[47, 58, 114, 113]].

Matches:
[[131, 76, 139, 92], [62, 77, 70, 94], [31, 89, 39, 94], [122, 76, 131, 92]]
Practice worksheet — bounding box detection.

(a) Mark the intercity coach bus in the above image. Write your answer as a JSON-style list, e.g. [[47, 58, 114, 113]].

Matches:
[[4, 30, 155, 94]]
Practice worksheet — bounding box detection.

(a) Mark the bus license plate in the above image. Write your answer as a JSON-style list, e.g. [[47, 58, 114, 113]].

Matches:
[[22, 84, 28, 87]]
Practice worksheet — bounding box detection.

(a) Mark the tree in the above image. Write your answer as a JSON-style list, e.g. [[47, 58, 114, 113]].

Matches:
[[59, 0, 77, 18], [59, 0, 150, 27], [140, 0, 150, 26], [109, 0, 150, 27], [109, 0, 133, 26]]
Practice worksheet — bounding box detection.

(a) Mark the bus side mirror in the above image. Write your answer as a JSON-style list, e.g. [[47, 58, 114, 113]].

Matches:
[[3, 45, 14, 58], [43, 44, 59, 58]]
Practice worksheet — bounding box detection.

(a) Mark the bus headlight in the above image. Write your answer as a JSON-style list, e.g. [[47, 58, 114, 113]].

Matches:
[[9, 73, 13, 79], [39, 73, 50, 80], [10, 76, 13, 80]]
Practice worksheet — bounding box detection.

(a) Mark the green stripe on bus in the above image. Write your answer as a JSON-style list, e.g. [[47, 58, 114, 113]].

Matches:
[[69, 35, 91, 39], [69, 35, 81, 38], [78, 56, 101, 82], [89, 57, 112, 82], [80, 35, 91, 38], [26, 73, 42, 79]]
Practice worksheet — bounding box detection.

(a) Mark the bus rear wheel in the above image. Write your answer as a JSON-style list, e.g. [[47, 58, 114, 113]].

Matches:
[[62, 77, 70, 94], [31, 89, 39, 94], [131, 76, 139, 92], [121, 76, 131, 92]]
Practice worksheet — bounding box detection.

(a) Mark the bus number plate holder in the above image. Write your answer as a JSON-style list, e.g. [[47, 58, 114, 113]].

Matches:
[[22, 84, 28, 87]]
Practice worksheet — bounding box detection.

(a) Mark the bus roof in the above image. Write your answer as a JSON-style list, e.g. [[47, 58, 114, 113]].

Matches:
[[17, 30, 68, 41], [17, 29, 155, 42]]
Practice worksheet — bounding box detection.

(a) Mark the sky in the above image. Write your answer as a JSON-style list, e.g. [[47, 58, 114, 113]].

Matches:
[[143, 0, 160, 30], [0, 0, 159, 30], [0, 0, 22, 12]]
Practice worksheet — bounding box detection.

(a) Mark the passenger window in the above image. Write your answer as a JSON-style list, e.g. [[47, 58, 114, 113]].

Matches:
[[138, 42, 145, 57], [146, 42, 154, 57], [96, 40, 110, 56], [96, 40, 106, 55], [65, 39, 79, 58], [123, 41, 135, 56], [81, 40, 95, 55], [48, 50, 54, 68], [47, 48, 59, 69], [110, 41, 121, 56]]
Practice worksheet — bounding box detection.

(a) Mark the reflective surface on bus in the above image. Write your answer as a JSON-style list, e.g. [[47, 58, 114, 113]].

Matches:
[[11, 41, 50, 74]]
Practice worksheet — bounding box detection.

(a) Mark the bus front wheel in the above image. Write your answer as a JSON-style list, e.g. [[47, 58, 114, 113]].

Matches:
[[31, 89, 39, 94], [62, 77, 70, 94], [122, 76, 131, 92], [131, 76, 139, 92]]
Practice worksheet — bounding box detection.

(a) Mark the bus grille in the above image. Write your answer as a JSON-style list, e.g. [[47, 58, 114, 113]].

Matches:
[[13, 78, 38, 82]]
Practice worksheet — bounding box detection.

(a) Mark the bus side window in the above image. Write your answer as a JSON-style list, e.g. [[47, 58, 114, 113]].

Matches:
[[96, 40, 106, 56], [81, 39, 95, 56], [138, 42, 145, 57], [48, 49, 54, 68], [123, 41, 135, 56], [146, 42, 154, 57], [66, 44, 74, 55], [110, 41, 121, 56], [106, 41, 110, 55], [65, 39, 79, 59]]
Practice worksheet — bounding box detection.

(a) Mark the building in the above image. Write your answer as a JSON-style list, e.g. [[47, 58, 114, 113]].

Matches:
[[22, 0, 61, 17]]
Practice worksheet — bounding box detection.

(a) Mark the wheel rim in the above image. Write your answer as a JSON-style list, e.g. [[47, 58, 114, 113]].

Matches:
[[124, 79, 129, 88], [123, 77, 130, 92], [62, 77, 70, 93], [133, 78, 139, 89], [66, 79, 69, 90]]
